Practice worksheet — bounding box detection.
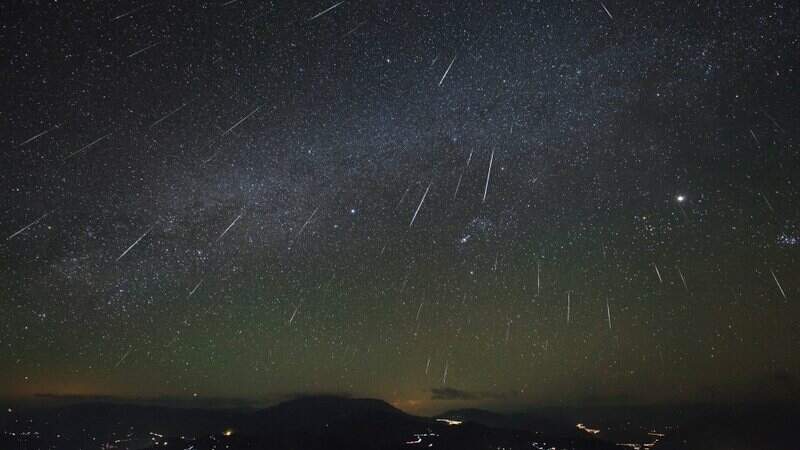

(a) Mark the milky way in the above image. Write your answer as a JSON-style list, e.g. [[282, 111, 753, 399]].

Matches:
[[1, 1, 798, 413]]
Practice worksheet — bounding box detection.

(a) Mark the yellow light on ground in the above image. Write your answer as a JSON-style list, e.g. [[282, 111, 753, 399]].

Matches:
[[576, 423, 601, 435], [436, 418, 463, 426]]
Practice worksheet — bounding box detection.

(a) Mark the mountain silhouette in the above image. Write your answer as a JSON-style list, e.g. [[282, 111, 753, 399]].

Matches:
[[1, 396, 620, 450]]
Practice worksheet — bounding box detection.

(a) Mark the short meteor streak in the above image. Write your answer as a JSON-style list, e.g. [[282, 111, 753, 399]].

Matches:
[[293, 207, 318, 245], [599, 1, 613, 19], [537, 262, 541, 296], [216, 214, 243, 242], [438, 55, 456, 86], [116, 226, 154, 261], [677, 266, 688, 291], [307, 1, 344, 22], [342, 20, 366, 38], [441, 360, 449, 384], [289, 302, 302, 325], [150, 103, 187, 128], [112, 3, 151, 21], [763, 111, 785, 133], [7, 210, 52, 240], [606, 300, 612, 330], [749, 129, 761, 147], [453, 172, 463, 200], [653, 263, 663, 283], [409, 181, 432, 227], [188, 279, 204, 298], [128, 41, 160, 58], [18, 124, 59, 147], [567, 292, 571, 324], [115, 347, 134, 368], [222, 105, 262, 137], [760, 192, 775, 214], [771, 271, 787, 299], [483, 149, 494, 203], [66, 133, 112, 159], [395, 185, 411, 210]]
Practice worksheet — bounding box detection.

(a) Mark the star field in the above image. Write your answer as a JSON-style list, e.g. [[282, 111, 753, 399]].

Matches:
[[1, 0, 799, 413]]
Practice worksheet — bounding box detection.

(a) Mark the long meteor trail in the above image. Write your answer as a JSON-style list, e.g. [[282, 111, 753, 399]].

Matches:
[[114, 347, 134, 368], [409, 181, 432, 227], [17, 124, 60, 147], [116, 226, 154, 261], [293, 207, 318, 246], [599, 1, 613, 19], [222, 105, 262, 137], [66, 133, 112, 159], [567, 292, 571, 324], [188, 279, 204, 298], [677, 266, 688, 291], [771, 271, 787, 299], [483, 149, 494, 203], [216, 214, 243, 242], [308, 1, 344, 22], [150, 103, 187, 128], [7, 210, 52, 240], [438, 55, 457, 86]]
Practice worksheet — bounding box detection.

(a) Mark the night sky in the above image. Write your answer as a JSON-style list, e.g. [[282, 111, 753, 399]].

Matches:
[[1, 0, 799, 414]]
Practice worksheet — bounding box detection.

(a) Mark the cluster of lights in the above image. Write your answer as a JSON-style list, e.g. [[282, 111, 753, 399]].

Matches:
[[405, 432, 438, 445], [576, 423, 601, 435], [435, 418, 463, 426], [777, 234, 799, 247]]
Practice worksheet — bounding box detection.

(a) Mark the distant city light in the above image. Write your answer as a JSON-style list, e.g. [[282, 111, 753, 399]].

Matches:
[[436, 418, 463, 426], [223, 429, 234, 437], [576, 423, 601, 435], [777, 234, 799, 247]]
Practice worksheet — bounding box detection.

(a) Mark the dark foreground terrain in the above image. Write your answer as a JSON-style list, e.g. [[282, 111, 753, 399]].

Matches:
[[1, 397, 797, 449], [0, 396, 615, 450]]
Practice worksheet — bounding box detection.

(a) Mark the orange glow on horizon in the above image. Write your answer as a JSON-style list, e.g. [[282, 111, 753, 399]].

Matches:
[[390, 398, 429, 414]]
